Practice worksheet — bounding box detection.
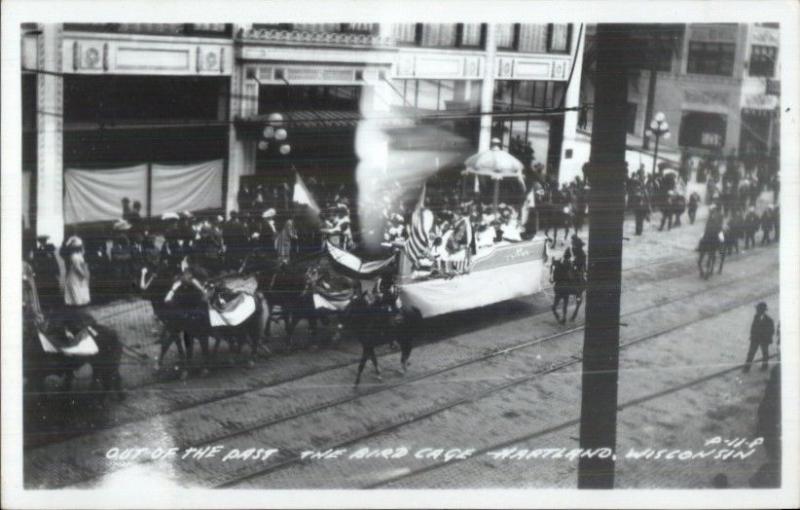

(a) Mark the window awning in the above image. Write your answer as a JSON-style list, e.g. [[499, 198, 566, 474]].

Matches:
[[234, 110, 415, 139]]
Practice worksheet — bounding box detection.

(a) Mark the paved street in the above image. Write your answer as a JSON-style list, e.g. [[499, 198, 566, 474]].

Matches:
[[23, 200, 780, 490]]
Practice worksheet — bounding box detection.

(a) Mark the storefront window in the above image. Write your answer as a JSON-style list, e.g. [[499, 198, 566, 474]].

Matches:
[[459, 23, 483, 47], [393, 79, 482, 146], [394, 23, 419, 44], [420, 24, 458, 47], [547, 24, 571, 53], [518, 25, 548, 53], [496, 24, 518, 49], [687, 41, 735, 76], [339, 23, 376, 34], [493, 81, 514, 111], [749, 45, 777, 77], [416, 80, 440, 111], [679, 111, 727, 148], [491, 80, 568, 171]]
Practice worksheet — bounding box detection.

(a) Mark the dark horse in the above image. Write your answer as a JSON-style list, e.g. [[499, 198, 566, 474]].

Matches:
[[344, 277, 413, 387], [540, 186, 572, 247], [697, 210, 725, 279], [251, 250, 357, 348], [140, 259, 269, 375], [23, 264, 124, 400], [550, 252, 586, 323]]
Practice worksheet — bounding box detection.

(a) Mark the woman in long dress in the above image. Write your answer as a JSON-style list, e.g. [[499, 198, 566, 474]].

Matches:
[[62, 236, 91, 308]]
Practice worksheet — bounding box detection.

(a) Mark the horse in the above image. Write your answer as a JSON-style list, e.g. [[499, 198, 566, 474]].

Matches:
[[541, 187, 572, 247], [23, 265, 124, 400], [255, 254, 324, 347], [550, 254, 586, 324], [139, 261, 199, 378], [345, 278, 413, 387], [140, 259, 269, 374]]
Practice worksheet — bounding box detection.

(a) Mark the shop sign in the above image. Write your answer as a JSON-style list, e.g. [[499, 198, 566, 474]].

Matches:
[[751, 26, 779, 46], [743, 93, 778, 110], [684, 89, 729, 107]]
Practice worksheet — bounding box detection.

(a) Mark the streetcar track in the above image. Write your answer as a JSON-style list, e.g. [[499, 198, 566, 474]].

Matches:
[[41, 263, 776, 488], [217, 288, 778, 488], [53, 241, 766, 371], [366, 352, 781, 489], [26, 249, 776, 457]]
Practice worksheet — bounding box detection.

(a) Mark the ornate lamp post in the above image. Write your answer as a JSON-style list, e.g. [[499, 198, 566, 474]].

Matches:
[[257, 112, 292, 156], [257, 112, 293, 210], [646, 111, 670, 175]]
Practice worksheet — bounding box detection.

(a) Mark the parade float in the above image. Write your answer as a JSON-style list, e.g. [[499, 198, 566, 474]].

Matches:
[[323, 145, 548, 319]]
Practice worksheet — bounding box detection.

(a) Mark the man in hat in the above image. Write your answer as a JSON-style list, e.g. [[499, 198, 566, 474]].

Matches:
[[32, 235, 62, 314], [628, 171, 649, 236], [160, 212, 182, 269], [743, 205, 760, 250], [110, 221, 134, 299], [760, 205, 776, 246], [743, 302, 775, 373], [259, 208, 279, 254], [567, 234, 587, 275], [223, 211, 250, 271]]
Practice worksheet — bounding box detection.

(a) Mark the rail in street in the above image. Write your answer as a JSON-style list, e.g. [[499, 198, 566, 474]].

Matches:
[[23, 231, 779, 488]]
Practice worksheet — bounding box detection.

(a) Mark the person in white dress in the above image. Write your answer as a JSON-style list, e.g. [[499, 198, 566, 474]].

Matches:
[[62, 236, 91, 307]]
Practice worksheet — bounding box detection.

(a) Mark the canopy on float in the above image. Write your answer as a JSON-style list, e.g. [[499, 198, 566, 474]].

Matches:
[[463, 146, 526, 212]]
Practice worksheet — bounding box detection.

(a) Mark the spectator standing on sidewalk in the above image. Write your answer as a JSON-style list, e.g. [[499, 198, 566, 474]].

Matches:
[[743, 302, 774, 373], [760, 205, 776, 245], [61, 235, 91, 308], [687, 192, 700, 224]]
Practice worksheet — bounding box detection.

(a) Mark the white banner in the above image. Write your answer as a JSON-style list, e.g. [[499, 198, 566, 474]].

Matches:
[[64, 165, 148, 224], [399, 259, 544, 319], [151, 160, 224, 216]]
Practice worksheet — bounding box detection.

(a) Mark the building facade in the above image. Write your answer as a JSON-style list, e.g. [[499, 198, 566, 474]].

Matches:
[[22, 22, 584, 244], [581, 23, 780, 172]]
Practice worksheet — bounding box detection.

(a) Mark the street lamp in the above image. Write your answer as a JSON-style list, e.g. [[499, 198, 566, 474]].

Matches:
[[258, 112, 292, 155], [646, 111, 670, 176]]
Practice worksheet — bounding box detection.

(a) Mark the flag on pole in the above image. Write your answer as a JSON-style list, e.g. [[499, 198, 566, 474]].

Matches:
[[293, 170, 320, 214], [404, 184, 433, 268]]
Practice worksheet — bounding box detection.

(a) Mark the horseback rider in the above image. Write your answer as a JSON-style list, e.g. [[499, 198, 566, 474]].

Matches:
[[566, 234, 587, 275], [702, 204, 725, 245]]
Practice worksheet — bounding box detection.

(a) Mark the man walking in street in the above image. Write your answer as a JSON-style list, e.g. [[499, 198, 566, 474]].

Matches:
[[743, 302, 775, 373]]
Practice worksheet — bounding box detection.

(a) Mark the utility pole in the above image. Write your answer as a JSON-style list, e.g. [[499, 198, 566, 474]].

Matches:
[[578, 23, 632, 489], [642, 62, 658, 150]]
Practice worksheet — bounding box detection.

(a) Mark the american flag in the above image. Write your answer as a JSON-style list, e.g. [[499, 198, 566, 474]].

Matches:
[[404, 184, 433, 268]]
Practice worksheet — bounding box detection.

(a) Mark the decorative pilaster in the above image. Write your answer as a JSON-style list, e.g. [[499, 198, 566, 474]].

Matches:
[[478, 24, 496, 152], [36, 23, 65, 246], [560, 24, 586, 184], [225, 60, 259, 216]]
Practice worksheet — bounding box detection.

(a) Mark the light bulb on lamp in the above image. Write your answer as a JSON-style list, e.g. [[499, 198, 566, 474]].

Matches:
[[654, 112, 666, 123]]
